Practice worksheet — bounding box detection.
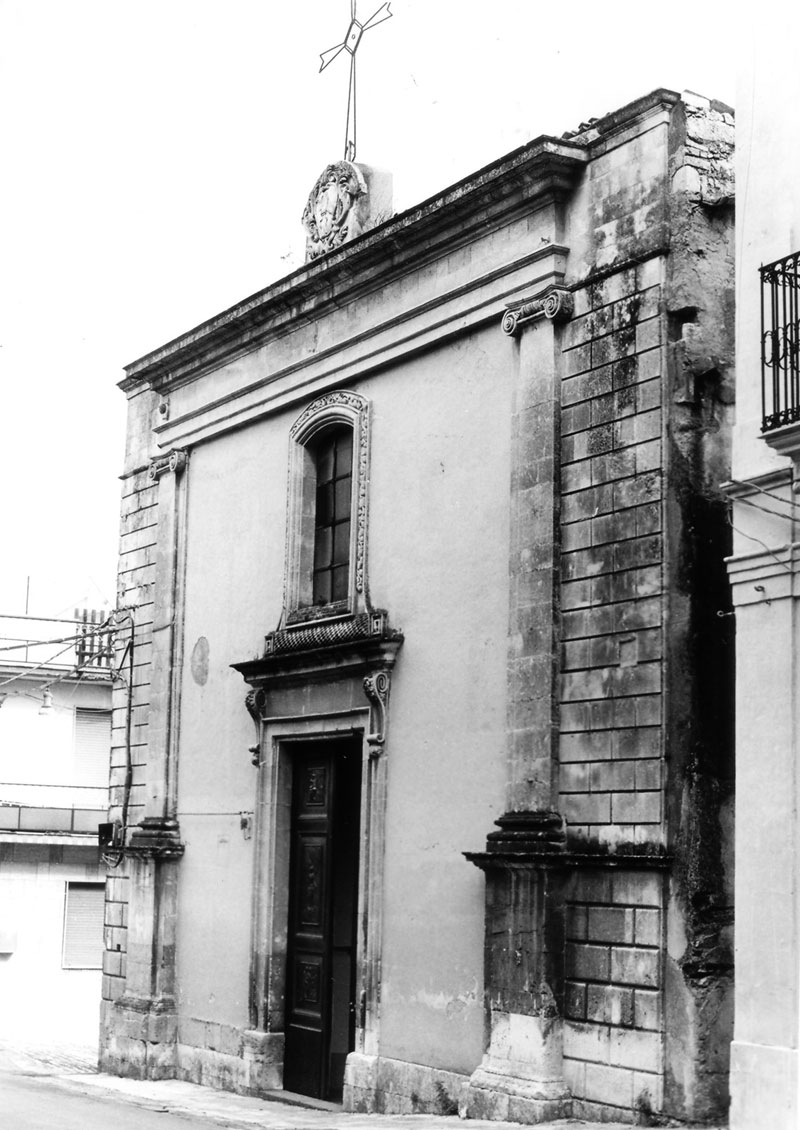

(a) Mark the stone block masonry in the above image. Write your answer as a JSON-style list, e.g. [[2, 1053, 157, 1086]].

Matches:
[[559, 257, 665, 848], [102, 465, 158, 1012], [562, 870, 664, 1120], [557, 256, 671, 1122]]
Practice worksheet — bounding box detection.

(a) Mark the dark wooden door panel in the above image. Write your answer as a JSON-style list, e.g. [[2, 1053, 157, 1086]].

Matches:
[[283, 742, 361, 1101]]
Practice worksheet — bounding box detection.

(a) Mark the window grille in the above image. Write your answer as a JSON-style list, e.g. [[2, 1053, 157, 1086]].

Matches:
[[62, 882, 104, 968], [761, 250, 800, 431]]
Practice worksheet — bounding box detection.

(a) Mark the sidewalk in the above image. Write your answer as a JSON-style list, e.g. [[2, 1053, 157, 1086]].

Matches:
[[0, 1037, 725, 1130]]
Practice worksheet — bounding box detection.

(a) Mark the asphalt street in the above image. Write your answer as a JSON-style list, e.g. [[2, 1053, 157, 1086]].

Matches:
[[0, 1038, 724, 1130], [0, 1071, 217, 1130]]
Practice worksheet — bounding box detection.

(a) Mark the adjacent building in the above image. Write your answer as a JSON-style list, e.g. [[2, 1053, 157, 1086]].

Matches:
[[0, 610, 112, 1044], [726, 16, 800, 1129], [100, 89, 735, 1124]]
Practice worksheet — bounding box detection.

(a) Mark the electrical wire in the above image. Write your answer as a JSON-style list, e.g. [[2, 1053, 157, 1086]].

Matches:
[[0, 623, 113, 655], [726, 514, 794, 574], [728, 477, 800, 510], [103, 609, 135, 869], [734, 494, 795, 521], [0, 640, 86, 689]]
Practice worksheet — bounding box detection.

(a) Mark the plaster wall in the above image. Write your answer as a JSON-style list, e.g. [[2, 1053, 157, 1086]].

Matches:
[[0, 845, 104, 1042], [734, 19, 800, 480], [367, 330, 510, 1072], [104, 91, 737, 1120], [171, 322, 509, 1072], [0, 678, 110, 807], [175, 418, 277, 1030], [728, 14, 800, 1128]]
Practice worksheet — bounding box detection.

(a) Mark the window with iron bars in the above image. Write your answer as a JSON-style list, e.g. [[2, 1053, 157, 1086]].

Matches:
[[761, 250, 800, 432]]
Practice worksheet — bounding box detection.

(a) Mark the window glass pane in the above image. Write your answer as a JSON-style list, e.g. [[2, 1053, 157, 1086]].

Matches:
[[334, 476, 352, 520], [335, 430, 353, 474], [316, 482, 334, 526], [333, 521, 351, 565], [316, 439, 335, 483], [310, 425, 355, 608], [313, 571, 332, 606], [314, 527, 332, 571], [331, 565, 349, 602]]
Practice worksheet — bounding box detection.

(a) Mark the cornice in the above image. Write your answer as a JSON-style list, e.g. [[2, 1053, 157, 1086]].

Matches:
[[119, 141, 588, 393], [726, 541, 799, 599], [118, 88, 681, 399], [722, 468, 793, 498], [151, 243, 569, 449], [233, 631, 402, 692]]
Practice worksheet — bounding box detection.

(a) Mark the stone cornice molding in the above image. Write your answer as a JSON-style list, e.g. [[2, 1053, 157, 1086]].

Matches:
[[119, 141, 588, 394], [501, 287, 574, 335], [232, 612, 402, 692], [465, 849, 674, 872], [148, 243, 571, 452], [761, 422, 800, 492], [126, 816, 185, 859], [118, 90, 685, 397], [721, 468, 793, 498]]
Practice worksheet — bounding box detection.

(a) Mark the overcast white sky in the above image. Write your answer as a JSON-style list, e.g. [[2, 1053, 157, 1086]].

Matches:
[[0, 0, 738, 617]]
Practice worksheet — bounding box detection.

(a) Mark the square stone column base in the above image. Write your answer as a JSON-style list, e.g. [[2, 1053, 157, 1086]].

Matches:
[[99, 996, 178, 1080], [464, 1011, 572, 1124], [242, 1029, 284, 1093]]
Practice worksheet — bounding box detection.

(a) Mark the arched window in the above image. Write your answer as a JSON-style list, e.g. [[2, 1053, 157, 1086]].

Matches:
[[283, 391, 370, 625]]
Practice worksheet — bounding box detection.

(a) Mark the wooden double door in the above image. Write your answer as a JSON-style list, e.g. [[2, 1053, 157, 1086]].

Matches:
[[283, 739, 362, 1101]]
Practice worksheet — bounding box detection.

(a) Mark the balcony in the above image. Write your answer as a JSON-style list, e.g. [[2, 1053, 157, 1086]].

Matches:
[[761, 251, 800, 433], [0, 608, 113, 673], [760, 251, 800, 480], [0, 802, 103, 837]]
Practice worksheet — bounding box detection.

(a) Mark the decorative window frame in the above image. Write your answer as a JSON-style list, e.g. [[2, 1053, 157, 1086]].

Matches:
[[283, 390, 370, 626]]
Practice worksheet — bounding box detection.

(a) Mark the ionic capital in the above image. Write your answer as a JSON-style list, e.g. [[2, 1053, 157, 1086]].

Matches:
[[148, 448, 188, 482], [502, 288, 574, 336]]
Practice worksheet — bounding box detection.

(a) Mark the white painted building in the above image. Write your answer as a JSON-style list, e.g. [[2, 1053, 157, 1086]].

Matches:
[[726, 14, 800, 1128], [0, 611, 112, 1044]]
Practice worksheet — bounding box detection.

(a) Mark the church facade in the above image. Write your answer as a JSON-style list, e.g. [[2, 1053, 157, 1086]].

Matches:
[[100, 89, 735, 1124]]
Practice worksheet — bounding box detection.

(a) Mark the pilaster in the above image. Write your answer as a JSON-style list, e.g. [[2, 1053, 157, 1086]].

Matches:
[[465, 292, 571, 1123], [101, 448, 188, 1080], [727, 525, 800, 1130]]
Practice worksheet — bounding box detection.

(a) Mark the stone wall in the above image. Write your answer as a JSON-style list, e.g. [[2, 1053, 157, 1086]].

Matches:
[[101, 448, 158, 1030], [560, 257, 665, 847], [563, 869, 664, 1119]]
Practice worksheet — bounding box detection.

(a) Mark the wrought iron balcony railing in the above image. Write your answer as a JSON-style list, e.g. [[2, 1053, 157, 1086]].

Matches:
[[761, 250, 800, 432]]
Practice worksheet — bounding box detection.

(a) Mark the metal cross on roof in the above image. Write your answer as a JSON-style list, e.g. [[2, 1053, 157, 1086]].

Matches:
[[319, 1, 392, 164]]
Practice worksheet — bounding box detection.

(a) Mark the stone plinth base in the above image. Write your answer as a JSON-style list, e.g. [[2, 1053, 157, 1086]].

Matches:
[[730, 1040, 798, 1130], [100, 1005, 283, 1097], [242, 1029, 284, 1093], [99, 996, 178, 1080], [464, 1011, 572, 1124], [345, 1052, 468, 1116]]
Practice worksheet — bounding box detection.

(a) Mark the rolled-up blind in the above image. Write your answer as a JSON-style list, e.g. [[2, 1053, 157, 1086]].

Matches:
[[74, 708, 111, 786], [63, 882, 104, 968]]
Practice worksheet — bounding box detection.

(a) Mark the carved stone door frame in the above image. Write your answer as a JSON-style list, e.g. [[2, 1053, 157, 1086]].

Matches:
[[244, 704, 388, 1088]]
